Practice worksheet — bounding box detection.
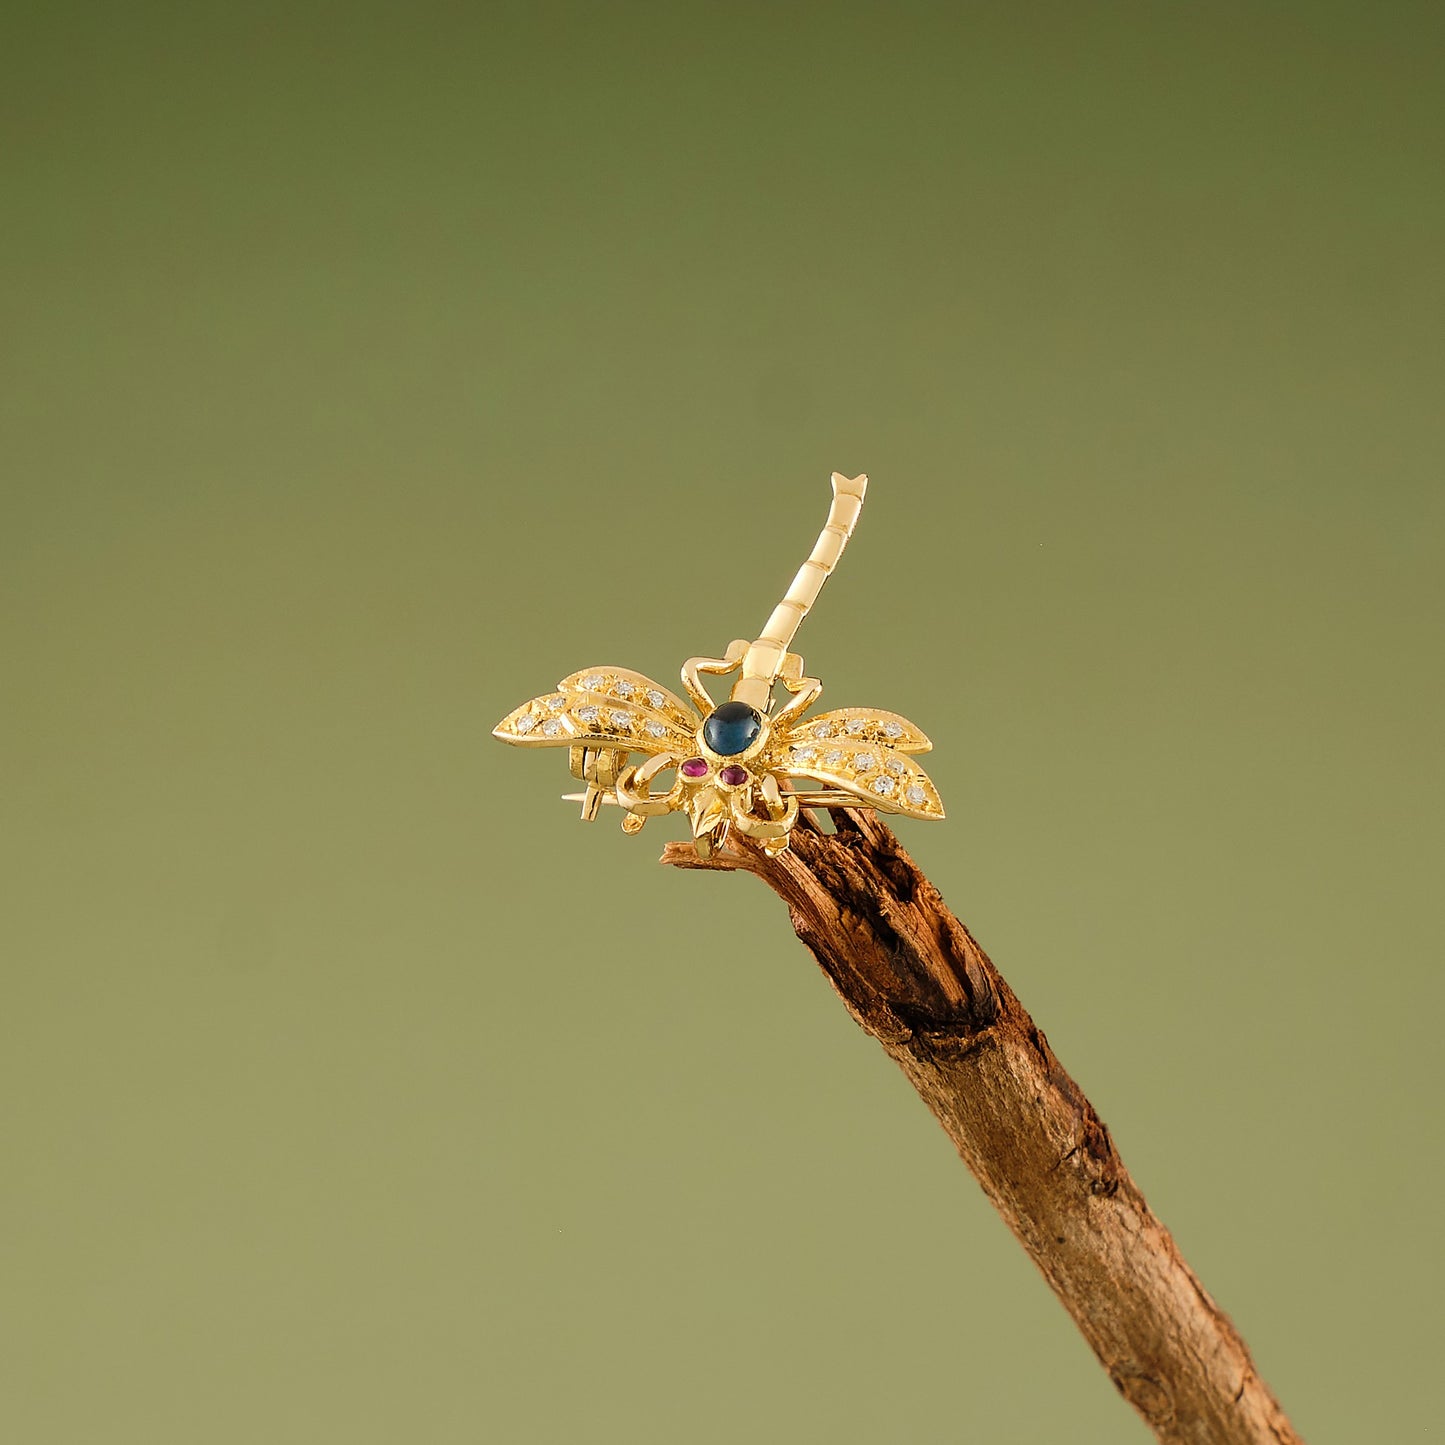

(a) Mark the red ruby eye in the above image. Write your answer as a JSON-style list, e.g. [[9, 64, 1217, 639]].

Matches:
[[680, 758, 709, 779], [719, 765, 749, 787]]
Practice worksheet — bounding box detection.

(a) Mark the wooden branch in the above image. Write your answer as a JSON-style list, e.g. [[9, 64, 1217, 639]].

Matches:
[[661, 810, 1301, 1445]]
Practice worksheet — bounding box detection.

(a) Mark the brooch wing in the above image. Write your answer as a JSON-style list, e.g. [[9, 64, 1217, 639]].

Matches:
[[494, 666, 699, 754], [784, 707, 932, 753], [776, 708, 944, 819]]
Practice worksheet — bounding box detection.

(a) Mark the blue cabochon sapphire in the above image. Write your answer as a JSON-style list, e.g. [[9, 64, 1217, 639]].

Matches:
[[702, 701, 763, 756]]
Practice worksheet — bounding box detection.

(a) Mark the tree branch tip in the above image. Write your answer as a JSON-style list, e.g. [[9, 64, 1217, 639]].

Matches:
[[658, 840, 751, 872]]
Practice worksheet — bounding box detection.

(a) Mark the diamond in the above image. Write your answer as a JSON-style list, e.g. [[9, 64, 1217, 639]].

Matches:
[[872, 775, 896, 796], [825, 749, 844, 766], [846, 717, 867, 735], [608, 709, 632, 728], [854, 753, 876, 772], [576, 704, 600, 723], [583, 674, 605, 690], [887, 756, 906, 775], [812, 722, 832, 739], [547, 695, 568, 710], [645, 721, 668, 738], [613, 679, 635, 698], [791, 745, 817, 763], [882, 721, 903, 739], [646, 689, 667, 710], [541, 717, 563, 737], [906, 785, 927, 805], [515, 713, 538, 734]]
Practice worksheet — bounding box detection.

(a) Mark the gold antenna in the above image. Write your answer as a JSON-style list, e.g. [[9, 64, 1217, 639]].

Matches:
[[730, 472, 868, 710]]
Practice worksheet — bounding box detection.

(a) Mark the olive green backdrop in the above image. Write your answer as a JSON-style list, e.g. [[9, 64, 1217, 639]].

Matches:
[[3, 3, 1441, 1441]]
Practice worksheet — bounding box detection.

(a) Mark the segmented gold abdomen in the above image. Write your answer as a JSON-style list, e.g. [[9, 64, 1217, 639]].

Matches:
[[730, 472, 867, 709]]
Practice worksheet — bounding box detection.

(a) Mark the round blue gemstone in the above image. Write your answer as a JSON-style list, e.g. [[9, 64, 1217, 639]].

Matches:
[[702, 701, 763, 756]]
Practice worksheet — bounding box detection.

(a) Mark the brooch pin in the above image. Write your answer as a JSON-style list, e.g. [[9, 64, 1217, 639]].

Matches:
[[493, 472, 943, 858]]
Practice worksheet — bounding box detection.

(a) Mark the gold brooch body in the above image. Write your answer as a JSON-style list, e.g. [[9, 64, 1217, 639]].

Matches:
[[493, 473, 944, 858]]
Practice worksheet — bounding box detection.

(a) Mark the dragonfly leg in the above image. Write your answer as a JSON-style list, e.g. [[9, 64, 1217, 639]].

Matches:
[[770, 666, 823, 731], [681, 639, 747, 714], [730, 775, 799, 845], [615, 753, 683, 819]]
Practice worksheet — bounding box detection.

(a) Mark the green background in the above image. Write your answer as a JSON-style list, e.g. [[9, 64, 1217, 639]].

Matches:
[[3, 4, 1441, 1440]]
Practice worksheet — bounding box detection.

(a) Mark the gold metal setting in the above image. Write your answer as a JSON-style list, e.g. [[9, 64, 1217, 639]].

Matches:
[[493, 472, 945, 858]]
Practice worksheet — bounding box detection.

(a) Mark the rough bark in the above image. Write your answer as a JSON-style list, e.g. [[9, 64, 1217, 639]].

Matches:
[[661, 809, 1301, 1445]]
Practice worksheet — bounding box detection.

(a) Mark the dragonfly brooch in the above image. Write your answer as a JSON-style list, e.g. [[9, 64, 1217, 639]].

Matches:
[[493, 472, 943, 858]]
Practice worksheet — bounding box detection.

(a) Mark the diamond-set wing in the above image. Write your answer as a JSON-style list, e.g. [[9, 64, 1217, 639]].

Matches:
[[784, 707, 932, 754], [493, 667, 699, 754], [776, 706, 943, 819], [555, 667, 700, 734], [779, 736, 945, 819]]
